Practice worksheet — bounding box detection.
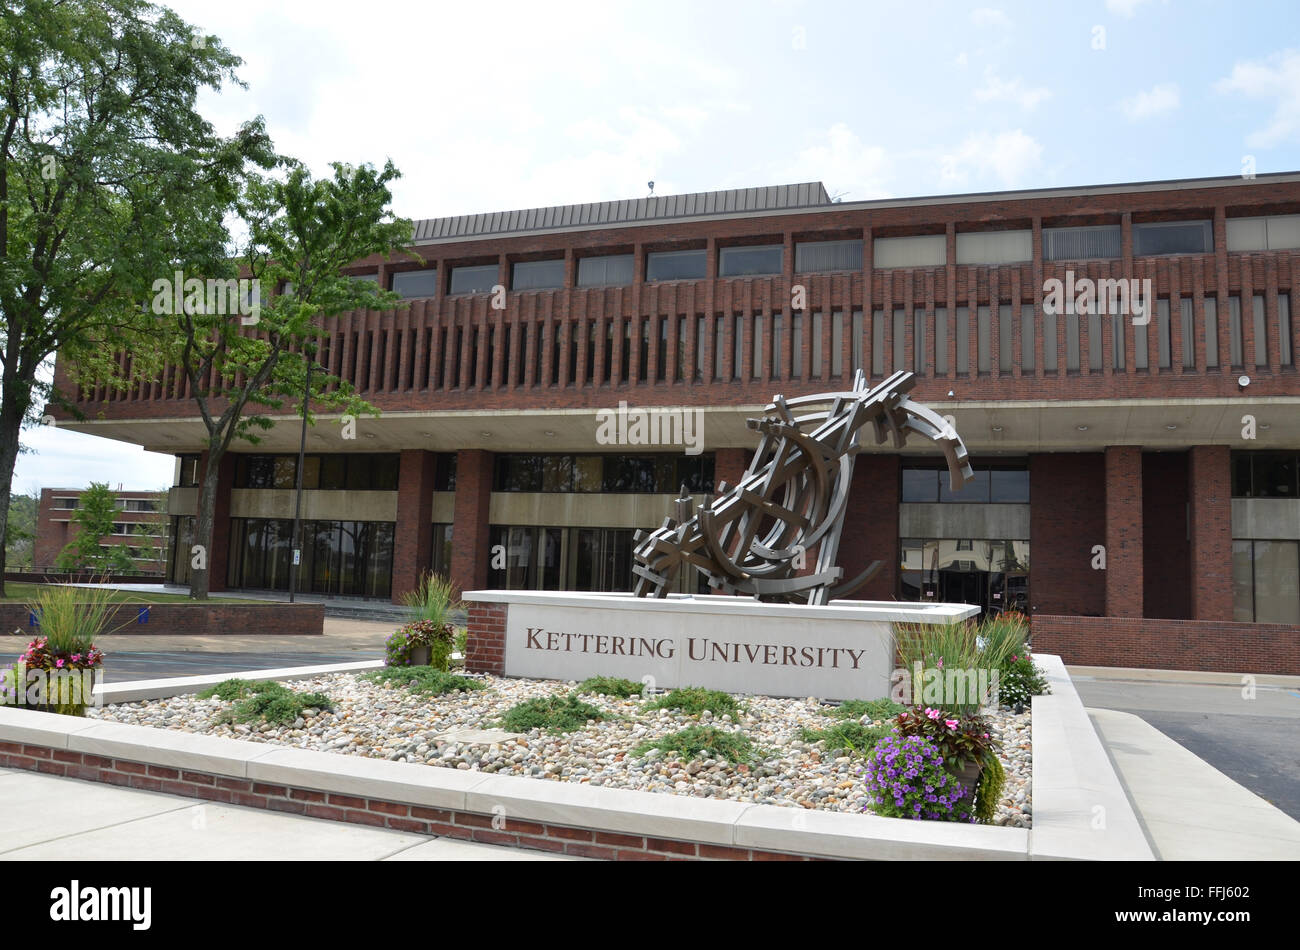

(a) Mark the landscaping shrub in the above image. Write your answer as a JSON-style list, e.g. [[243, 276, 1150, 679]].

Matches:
[[862, 734, 975, 822], [997, 652, 1050, 708], [973, 752, 1007, 824], [644, 686, 738, 718], [825, 698, 905, 721], [362, 667, 485, 696], [892, 705, 999, 768], [498, 693, 605, 733], [203, 679, 333, 726], [632, 725, 758, 764], [798, 721, 889, 755], [576, 676, 645, 698], [384, 619, 455, 669]]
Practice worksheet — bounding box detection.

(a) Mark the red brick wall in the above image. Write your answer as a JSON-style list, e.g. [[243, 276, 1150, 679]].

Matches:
[[1142, 452, 1191, 620], [1188, 445, 1233, 622], [1030, 454, 1105, 617], [33, 488, 167, 574], [838, 455, 899, 600], [392, 449, 435, 602], [1032, 614, 1300, 674], [714, 448, 747, 492], [1104, 446, 1144, 617], [0, 602, 324, 636], [451, 450, 494, 593], [0, 741, 814, 861], [465, 600, 505, 674]]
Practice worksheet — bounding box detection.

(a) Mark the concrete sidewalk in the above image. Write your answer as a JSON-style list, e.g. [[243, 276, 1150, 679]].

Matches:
[[0, 768, 575, 861], [1088, 708, 1300, 860]]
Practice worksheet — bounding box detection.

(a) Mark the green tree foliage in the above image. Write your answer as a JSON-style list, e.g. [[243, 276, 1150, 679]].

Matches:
[[3, 490, 37, 570], [54, 482, 133, 573], [0, 0, 273, 597], [149, 160, 414, 599]]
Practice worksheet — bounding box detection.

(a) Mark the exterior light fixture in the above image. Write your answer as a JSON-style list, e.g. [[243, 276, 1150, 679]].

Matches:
[[992, 426, 1003, 432], [1076, 425, 1089, 431], [1165, 424, 1178, 430], [1238, 375, 1251, 388]]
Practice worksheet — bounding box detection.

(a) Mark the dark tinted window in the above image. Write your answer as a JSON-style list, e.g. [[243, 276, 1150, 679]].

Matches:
[[391, 269, 438, 299], [319, 455, 346, 490], [577, 254, 634, 287], [434, 453, 457, 492], [449, 264, 498, 295], [719, 245, 782, 277], [1134, 221, 1212, 256], [371, 454, 400, 491], [902, 467, 939, 502], [646, 249, 706, 282], [990, 469, 1030, 503], [512, 259, 565, 291]]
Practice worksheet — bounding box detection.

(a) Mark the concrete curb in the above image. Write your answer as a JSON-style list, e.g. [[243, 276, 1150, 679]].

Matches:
[[1031, 654, 1155, 860], [93, 661, 386, 704]]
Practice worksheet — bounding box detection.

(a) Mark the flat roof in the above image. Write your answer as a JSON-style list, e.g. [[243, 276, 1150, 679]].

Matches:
[[409, 171, 1300, 248]]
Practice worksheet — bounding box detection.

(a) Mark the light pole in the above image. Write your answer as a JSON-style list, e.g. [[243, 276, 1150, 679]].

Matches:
[[288, 355, 313, 604]]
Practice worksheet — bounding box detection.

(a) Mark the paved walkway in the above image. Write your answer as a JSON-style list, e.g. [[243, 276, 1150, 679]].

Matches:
[[1088, 708, 1300, 860], [0, 767, 575, 861]]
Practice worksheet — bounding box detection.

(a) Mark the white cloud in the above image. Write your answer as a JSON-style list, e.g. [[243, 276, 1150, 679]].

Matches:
[[1120, 82, 1181, 120], [1216, 49, 1300, 147], [776, 123, 892, 202], [954, 52, 969, 68], [939, 130, 1043, 189], [974, 68, 1051, 110], [970, 7, 1011, 28]]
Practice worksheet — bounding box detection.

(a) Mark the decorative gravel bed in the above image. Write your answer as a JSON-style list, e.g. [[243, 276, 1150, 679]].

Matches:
[[88, 672, 1032, 827]]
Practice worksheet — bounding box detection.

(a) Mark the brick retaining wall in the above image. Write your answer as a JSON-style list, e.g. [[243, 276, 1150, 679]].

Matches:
[[0, 740, 810, 861], [1031, 614, 1300, 674], [465, 601, 506, 674], [0, 602, 324, 637]]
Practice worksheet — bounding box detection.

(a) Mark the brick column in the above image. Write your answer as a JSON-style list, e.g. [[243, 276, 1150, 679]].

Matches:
[[391, 449, 436, 602], [839, 455, 900, 601], [1188, 444, 1233, 621], [1104, 445, 1143, 617], [450, 449, 494, 592], [202, 451, 236, 593], [713, 448, 748, 492]]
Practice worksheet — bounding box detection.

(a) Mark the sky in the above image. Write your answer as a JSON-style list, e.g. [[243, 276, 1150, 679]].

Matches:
[[14, 0, 1300, 495]]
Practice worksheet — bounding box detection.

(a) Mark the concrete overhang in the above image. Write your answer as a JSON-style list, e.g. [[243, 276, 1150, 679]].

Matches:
[[52, 396, 1300, 457]]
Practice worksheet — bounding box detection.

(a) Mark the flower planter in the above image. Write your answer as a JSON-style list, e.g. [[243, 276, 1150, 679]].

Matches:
[[408, 645, 432, 666], [945, 757, 983, 799]]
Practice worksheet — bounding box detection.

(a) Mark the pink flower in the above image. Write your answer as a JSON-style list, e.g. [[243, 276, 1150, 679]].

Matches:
[[945, 719, 959, 730], [925, 708, 941, 720], [1011, 655, 1018, 662], [55, 658, 64, 668]]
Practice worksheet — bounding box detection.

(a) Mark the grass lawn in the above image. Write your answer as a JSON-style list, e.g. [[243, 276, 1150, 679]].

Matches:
[[0, 582, 263, 605]]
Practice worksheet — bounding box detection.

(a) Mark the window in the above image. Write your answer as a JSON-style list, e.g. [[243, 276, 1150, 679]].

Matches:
[[124, 499, 157, 512], [1233, 539, 1300, 623], [493, 454, 714, 494], [903, 460, 1029, 504], [1228, 295, 1244, 366], [1253, 294, 1268, 367], [234, 454, 399, 491], [956, 230, 1032, 265], [390, 269, 438, 299], [871, 311, 884, 376], [999, 304, 1013, 373], [719, 244, 782, 277], [434, 453, 457, 492], [646, 249, 706, 282], [1042, 301, 1058, 372], [796, 239, 862, 273], [577, 254, 633, 287], [976, 306, 991, 373], [449, 264, 498, 295], [1226, 214, 1300, 251], [1181, 298, 1196, 368], [1282, 295, 1293, 366], [227, 518, 394, 598], [935, 308, 949, 375], [1020, 304, 1035, 372], [1043, 225, 1121, 261], [512, 259, 565, 291], [177, 455, 200, 488], [956, 306, 970, 375], [1134, 220, 1213, 256], [873, 234, 946, 269], [1157, 298, 1171, 368], [1232, 451, 1299, 498]]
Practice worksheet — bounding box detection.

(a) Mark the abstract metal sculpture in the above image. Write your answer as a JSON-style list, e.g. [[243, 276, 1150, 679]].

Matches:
[[632, 370, 974, 605]]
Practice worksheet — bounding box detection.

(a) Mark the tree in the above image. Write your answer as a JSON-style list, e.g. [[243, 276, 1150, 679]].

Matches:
[[3, 489, 37, 570], [54, 482, 134, 573], [152, 160, 413, 599], [0, 0, 273, 597]]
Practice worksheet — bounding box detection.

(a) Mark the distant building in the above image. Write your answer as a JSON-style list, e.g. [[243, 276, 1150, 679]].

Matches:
[[33, 488, 167, 575]]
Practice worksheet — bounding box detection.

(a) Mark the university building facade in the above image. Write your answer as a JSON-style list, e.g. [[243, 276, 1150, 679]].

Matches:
[[50, 174, 1300, 670]]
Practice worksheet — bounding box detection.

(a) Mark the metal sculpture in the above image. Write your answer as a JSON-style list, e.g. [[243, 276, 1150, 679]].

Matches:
[[632, 369, 973, 605]]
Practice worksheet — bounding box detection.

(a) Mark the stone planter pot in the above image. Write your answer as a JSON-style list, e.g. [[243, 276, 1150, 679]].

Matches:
[[408, 645, 432, 666], [945, 758, 983, 803]]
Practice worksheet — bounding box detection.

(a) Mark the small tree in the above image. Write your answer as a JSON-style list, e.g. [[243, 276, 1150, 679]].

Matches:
[[149, 160, 413, 599], [54, 482, 134, 573]]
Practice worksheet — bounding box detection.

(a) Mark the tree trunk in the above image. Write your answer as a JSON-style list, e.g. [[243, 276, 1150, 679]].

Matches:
[[0, 370, 32, 601], [188, 439, 224, 601]]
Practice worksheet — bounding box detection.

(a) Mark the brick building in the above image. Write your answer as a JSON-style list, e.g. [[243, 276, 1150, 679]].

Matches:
[[47, 172, 1300, 670], [33, 487, 168, 575]]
